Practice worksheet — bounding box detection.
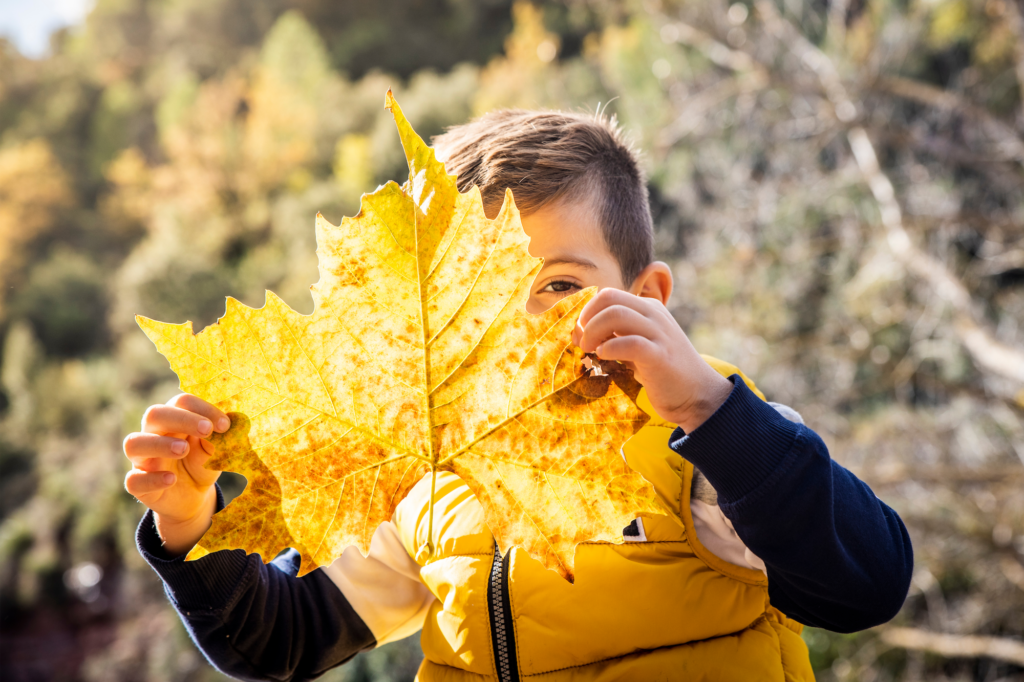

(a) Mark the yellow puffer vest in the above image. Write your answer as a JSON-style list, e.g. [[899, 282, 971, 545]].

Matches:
[[392, 358, 815, 681]]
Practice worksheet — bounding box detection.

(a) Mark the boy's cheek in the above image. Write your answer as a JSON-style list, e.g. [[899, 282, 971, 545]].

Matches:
[[524, 295, 547, 314], [525, 292, 564, 314]]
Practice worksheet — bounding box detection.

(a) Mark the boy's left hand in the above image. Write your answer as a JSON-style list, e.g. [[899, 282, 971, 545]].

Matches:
[[573, 289, 733, 434]]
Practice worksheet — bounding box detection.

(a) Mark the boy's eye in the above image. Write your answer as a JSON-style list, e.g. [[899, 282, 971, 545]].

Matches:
[[541, 280, 581, 297]]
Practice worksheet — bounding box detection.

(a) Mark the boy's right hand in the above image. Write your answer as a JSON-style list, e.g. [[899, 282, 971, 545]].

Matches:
[[123, 394, 231, 556]]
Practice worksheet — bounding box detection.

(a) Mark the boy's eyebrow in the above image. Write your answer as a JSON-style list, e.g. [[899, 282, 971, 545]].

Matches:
[[541, 256, 599, 269]]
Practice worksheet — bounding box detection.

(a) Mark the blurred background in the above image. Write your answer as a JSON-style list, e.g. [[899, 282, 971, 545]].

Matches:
[[0, 0, 1023, 680]]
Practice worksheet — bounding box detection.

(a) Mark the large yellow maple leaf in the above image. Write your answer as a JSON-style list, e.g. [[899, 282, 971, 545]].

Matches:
[[138, 91, 659, 580]]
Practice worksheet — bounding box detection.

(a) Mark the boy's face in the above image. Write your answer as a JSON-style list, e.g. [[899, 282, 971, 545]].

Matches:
[[521, 198, 629, 314]]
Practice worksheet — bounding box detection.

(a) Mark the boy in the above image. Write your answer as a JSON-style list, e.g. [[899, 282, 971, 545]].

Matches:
[[123, 109, 913, 681]]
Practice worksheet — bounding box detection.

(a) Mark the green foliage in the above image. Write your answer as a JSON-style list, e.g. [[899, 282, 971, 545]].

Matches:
[[10, 248, 109, 357], [155, 72, 199, 142], [0, 439, 36, 521], [260, 11, 333, 95], [88, 81, 145, 181]]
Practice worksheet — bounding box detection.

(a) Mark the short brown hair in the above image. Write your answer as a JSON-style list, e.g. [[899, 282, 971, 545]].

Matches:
[[432, 109, 654, 286]]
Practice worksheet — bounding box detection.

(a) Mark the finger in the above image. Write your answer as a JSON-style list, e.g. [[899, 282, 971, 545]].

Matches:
[[199, 436, 216, 456], [578, 288, 653, 329], [594, 335, 657, 365], [165, 394, 231, 433], [142, 404, 217, 439], [125, 468, 176, 497], [182, 442, 220, 486], [123, 432, 189, 466], [579, 305, 658, 353]]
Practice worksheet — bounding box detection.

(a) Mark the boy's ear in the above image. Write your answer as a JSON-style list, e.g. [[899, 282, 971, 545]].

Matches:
[[629, 261, 673, 305]]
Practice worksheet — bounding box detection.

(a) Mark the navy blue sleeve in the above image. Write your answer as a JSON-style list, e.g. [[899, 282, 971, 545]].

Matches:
[[136, 487, 375, 682], [669, 376, 913, 633]]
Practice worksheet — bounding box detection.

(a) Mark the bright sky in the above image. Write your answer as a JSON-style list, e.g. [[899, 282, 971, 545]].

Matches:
[[0, 0, 95, 58]]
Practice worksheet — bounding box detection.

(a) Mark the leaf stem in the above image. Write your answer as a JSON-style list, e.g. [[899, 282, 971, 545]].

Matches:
[[426, 468, 437, 557]]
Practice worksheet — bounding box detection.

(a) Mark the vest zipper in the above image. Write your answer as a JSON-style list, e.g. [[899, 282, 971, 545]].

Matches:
[[488, 541, 520, 682]]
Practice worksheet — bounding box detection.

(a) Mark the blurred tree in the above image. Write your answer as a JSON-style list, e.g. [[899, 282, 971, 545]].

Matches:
[[9, 249, 109, 358], [244, 10, 334, 191], [0, 139, 74, 316], [296, 0, 514, 78]]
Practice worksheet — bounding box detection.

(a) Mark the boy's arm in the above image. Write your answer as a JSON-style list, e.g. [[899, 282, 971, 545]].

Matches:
[[669, 377, 914, 633], [576, 288, 913, 633], [138, 486, 435, 681], [127, 394, 434, 680], [136, 486, 376, 682]]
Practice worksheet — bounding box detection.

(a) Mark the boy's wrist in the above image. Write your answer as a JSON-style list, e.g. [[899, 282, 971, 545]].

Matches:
[[662, 372, 734, 434], [668, 376, 801, 506], [154, 487, 217, 556]]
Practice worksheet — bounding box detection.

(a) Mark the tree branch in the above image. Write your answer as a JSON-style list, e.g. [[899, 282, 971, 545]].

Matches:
[[660, 20, 762, 73], [874, 76, 1024, 166], [880, 627, 1024, 666], [1002, 557, 1024, 593], [654, 20, 768, 149], [855, 465, 1024, 486], [1008, 0, 1024, 122], [754, 0, 1024, 390]]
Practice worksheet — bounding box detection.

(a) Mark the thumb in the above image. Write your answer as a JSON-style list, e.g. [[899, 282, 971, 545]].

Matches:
[[184, 437, 220, 485]]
